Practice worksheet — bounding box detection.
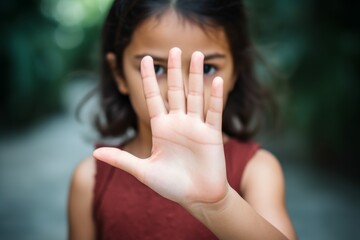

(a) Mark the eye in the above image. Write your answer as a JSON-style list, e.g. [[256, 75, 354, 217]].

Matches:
[[154, 64, 166, 76], [203, 64, 216, 75]]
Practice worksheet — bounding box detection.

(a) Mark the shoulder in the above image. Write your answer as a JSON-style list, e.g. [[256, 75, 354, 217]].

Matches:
[[244, 149, 283, 178], [240, 149, 288, 229], [68, 156, 96, 211], [241, 149, 284, 196], [240, 149, 297, 239], [68, 156, 96, 240], [70, 156, 96, 191]]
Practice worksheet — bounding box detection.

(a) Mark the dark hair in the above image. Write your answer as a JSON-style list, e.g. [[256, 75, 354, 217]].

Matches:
[[95, 0, 273, 141]]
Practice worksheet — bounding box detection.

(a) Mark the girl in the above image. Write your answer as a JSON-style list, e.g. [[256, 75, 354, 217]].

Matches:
[[68, 0, 297, 239]]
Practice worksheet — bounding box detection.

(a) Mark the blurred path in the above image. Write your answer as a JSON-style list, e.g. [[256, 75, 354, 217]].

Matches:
[[0, 80, 94, 240], [0, 80, 359, 239]]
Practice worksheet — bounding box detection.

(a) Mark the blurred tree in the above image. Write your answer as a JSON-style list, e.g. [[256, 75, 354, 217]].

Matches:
[[0, 0, 112, 130], [288, 0, 360, 179], [246, 0, 360, 180]]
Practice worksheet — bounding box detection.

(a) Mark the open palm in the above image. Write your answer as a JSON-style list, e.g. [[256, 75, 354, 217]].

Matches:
[[94, 48, 229, 208]]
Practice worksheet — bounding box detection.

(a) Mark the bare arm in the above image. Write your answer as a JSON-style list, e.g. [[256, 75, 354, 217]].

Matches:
[[187, 150, 297, 239], [186, 185, 291, 239], [241, 150, 297, 239], [67, 157, 96, 240], [93, 47, 295, 239]]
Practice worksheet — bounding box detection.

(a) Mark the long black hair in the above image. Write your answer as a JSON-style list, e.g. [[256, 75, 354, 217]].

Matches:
[[95, 0, 273, 141]]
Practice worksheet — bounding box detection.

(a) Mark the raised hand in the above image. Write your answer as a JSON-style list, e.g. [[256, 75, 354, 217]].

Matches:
[[93, 47, 229, 208]]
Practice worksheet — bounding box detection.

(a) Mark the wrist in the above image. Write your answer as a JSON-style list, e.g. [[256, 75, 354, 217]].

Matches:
[[184, 186, 289, 240], [184, 183, 235, 223]]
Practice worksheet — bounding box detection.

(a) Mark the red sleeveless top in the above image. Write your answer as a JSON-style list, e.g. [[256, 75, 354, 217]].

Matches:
[[93, 138, 259, 240]]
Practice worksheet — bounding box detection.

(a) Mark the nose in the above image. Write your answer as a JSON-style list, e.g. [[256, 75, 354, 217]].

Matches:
[[182, 74, 189, 96], [181, 66, 190, 96], [162, 71, 188, 110]]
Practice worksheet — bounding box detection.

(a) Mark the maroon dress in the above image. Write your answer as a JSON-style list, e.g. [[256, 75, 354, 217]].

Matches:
[[93, 138, 259, 240]]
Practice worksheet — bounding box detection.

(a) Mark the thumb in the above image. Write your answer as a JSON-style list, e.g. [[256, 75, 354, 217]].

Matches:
[[93, 147, 144, 181]]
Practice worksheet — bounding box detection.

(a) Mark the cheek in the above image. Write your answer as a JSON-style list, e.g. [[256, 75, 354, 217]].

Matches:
[[124, 78, 150, 121], [223, 73, 236, 97], [128, 86, 147, 115]]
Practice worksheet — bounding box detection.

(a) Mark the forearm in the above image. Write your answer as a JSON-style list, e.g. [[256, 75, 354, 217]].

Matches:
[[186, 186, 289, 240]]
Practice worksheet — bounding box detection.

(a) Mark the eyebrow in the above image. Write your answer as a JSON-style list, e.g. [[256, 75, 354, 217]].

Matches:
[[134, 54, 167, 63], [134, 53, 226, 62], [204, 53, 226, 61]]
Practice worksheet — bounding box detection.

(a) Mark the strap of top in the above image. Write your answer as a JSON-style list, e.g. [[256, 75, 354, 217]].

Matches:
[[224, 138, 259, 194]]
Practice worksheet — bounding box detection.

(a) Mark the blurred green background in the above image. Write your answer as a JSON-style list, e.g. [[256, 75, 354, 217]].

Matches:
[[0, 0, 112, 127], [0, 0, 360, 239], [246, 0, 360, 179], [1, 0, 359, 178]]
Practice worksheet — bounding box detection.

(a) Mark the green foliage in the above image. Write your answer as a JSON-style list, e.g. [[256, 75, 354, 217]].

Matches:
[[246, 0, 360, 176], [0, 0, 112, 128]]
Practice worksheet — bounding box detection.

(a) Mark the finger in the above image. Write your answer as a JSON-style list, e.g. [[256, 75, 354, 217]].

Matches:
[[205, 76, 223, 130], [187, 51, 204, 120], [141, 56, 167, 118], [93, 147, 145, 182], [167, 47, 185, 113]]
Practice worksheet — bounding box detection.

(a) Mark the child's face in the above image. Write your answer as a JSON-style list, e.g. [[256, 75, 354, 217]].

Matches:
[[116, 10, 236, 129]]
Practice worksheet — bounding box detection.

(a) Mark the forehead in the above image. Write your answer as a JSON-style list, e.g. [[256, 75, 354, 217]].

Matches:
[[127, 9, 230, 58]]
